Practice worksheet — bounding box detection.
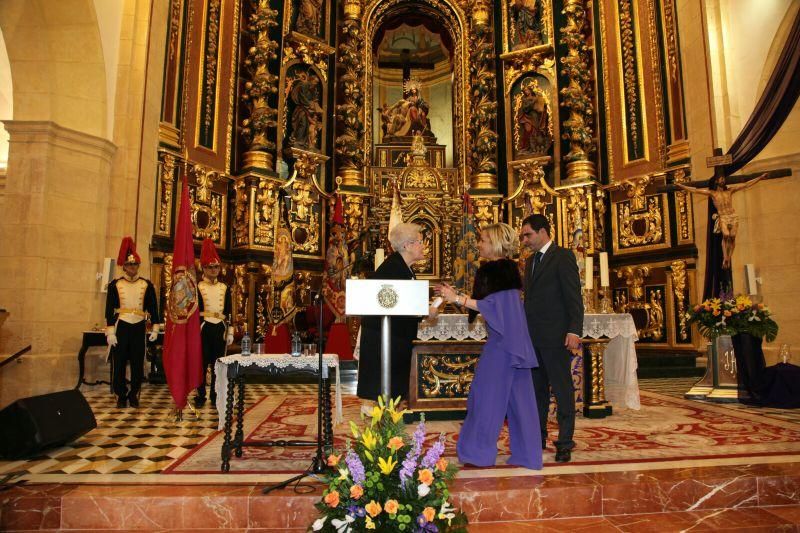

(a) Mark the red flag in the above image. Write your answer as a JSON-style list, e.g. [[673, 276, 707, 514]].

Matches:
[[163, 175, 203, 409]]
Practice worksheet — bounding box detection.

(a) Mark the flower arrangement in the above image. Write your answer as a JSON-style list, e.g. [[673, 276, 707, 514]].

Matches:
[[687, 294, 778, 342], [310, 396, 468, 532]]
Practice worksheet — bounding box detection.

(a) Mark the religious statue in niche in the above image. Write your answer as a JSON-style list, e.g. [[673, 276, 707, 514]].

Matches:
[[295, 0, 324, 38], [509, 0, 545, 50], [287, 69, 323, 150], [379, 79, 434, 142], [513, 77, 552, 157]]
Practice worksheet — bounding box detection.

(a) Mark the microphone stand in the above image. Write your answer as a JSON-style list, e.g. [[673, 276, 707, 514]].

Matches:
[[262, 255, 370, 494]]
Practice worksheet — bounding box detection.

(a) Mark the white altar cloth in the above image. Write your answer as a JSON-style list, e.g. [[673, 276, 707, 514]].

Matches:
[[214, 353, 341, 430], [583, 313, 640, 410]]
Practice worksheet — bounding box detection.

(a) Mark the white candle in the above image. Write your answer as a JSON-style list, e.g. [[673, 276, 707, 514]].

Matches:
[[584, 256, 593, 290], [374, 248, 385, 269], [599, 252, 610, 287]]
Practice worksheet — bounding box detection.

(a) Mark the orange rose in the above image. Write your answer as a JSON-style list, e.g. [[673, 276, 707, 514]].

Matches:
[[384, 499, 399, 514], [723, 311, 731, 317], [436, 458, 448, 472], [418, 468, 434, 485], [423, 507, 436, 522], [350, 485, 364, 500], [693, 304, 701, 312], [365, 500, 382, 518], [713, 310, 720, 316], [327, 453, 340, 467], [387, 436, 404, 451], [324, 490, 340, 508]]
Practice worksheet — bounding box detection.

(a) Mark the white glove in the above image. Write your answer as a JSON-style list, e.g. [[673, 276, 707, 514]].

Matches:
[[148, 324, 159, 342], [226, 334, 234, 346], [106, 334, 118, 346]]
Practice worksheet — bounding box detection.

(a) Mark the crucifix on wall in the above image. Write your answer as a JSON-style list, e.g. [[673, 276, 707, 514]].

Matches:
[[661, 148, 791, 296], [377, 49, 435, 97]]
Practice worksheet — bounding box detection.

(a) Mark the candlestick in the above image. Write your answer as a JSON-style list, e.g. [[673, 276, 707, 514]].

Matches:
[[584, 256, 594, 290], [583, 287, 596, 313], [374, 248, 385, 269], [599, 252, 610, 287]]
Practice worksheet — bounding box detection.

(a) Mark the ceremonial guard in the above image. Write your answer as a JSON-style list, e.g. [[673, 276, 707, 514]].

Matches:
[[105, 237, 160, 408], [195, 238, 233, 407]]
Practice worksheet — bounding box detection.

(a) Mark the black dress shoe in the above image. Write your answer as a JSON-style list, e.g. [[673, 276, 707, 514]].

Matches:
[[194, 395, 207, 408], [555, 449, 571, 463], [116, 396, 127, 408], [128, 394, 139, 408]]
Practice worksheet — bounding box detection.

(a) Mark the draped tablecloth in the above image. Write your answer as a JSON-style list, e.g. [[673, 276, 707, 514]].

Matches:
[[583, 313, 640, 410], [417, 313, 487, 341], [214, 353, 341, 430]]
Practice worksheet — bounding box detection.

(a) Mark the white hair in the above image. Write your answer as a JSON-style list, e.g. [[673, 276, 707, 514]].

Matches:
[[388, 222, 422, 250]]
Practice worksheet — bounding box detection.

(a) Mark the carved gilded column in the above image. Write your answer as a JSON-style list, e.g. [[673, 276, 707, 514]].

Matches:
[[240, 0, 280, 170], [467, 0, 498, 191], [559, 0, 596, 181], [335, 0, 366, 187]]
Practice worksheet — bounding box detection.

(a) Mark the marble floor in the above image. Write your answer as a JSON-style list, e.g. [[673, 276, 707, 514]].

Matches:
[[1, 377, 799, 531]]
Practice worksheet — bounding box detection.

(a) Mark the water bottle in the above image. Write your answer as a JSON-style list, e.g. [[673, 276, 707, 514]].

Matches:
[[241, 328, 251, 356], [291, 331, 302, 357]]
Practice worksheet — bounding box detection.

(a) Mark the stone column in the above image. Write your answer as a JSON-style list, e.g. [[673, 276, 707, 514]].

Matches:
[[0, 121, 116, 401]]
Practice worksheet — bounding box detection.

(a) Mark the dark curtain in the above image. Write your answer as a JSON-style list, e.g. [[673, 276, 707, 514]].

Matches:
[[723, 9, 800, 175], [702, 8, 800, 299]]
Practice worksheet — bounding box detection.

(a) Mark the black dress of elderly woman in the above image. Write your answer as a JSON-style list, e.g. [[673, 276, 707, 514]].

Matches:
[[356, 251, 421, 401]]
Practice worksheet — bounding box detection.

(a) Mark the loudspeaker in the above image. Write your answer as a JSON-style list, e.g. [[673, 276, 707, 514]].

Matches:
[[0, 389, 97, 459]]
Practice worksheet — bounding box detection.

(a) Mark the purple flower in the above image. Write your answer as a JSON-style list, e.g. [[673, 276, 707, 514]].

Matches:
[[421, 434, 446, 469], [400, 420, 426, 488], [347, 505, 366, 518], [416, 514, 439, 532], [345, 450, 366, 485]]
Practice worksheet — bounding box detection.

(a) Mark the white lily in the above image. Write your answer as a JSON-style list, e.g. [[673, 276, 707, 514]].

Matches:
[[331, 514, 355, 532], [418, 482, 430, 497], [439, 500, 456, 525], [312, 516, 327, 531], [337, 467, 350, 481]]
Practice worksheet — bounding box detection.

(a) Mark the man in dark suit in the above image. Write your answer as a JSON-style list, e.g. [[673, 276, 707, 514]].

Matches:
[[520, 214, 584, 463]]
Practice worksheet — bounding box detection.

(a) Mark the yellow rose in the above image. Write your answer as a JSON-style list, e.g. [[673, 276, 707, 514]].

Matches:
[[324, 490, 340, 508], [365, 500, 382, 518], [436, 457, 448, 472], [350, 484, 363, 500], [418, 468, 434, 485], [365, 516, 376, 529], [384, 499, 399, 514], [423, 507, 436, 522]]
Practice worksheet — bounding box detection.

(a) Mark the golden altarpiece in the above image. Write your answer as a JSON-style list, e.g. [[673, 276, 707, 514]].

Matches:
[[151, 0, 699, 400]]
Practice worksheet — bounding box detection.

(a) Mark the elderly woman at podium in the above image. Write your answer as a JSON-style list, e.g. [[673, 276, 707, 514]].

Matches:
[[437, 223, 542, 470], [356, 222, 439, 413]]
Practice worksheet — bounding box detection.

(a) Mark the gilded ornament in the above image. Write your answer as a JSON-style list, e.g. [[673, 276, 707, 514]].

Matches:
[[158, 153, 176, 233], [419, 354, 479, 398], [619, 197, 663, 247], [670, 260, 688, 341], [240, 0, 280, 162]]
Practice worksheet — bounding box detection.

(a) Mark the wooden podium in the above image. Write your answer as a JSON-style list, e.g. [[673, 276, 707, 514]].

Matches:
[[346, 279, 429, 401]]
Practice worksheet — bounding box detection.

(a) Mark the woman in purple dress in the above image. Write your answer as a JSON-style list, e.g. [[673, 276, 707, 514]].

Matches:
[[437, 223, 542, 470]]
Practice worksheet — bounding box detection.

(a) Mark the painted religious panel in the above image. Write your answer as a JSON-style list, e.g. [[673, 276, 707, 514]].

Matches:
[[284, 65, 325, 152], [510, 75, 553, 160], [289, 0, 327, 42], [505, 0, 550, 51]]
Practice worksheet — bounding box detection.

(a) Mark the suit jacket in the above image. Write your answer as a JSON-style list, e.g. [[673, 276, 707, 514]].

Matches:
[[523, 244, 584, 349]]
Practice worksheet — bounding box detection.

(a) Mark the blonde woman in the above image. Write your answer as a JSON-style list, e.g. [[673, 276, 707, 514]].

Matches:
[[437, 223, 542, 470]]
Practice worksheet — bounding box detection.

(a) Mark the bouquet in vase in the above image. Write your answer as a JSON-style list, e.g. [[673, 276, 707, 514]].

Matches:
[[687, 294, 778, 342], [310, 396, 468, 532]]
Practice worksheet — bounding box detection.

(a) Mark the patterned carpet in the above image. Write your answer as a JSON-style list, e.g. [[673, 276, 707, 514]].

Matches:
[[1, 377, 799, 483]]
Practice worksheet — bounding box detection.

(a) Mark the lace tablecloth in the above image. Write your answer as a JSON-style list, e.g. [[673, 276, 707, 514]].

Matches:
[[417, 314, 487, 341], [583, 313, 640, 410], [214, 353, 341, 430]]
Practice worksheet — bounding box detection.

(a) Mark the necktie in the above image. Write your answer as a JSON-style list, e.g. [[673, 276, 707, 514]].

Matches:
[[531, 251, 543, 279]]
